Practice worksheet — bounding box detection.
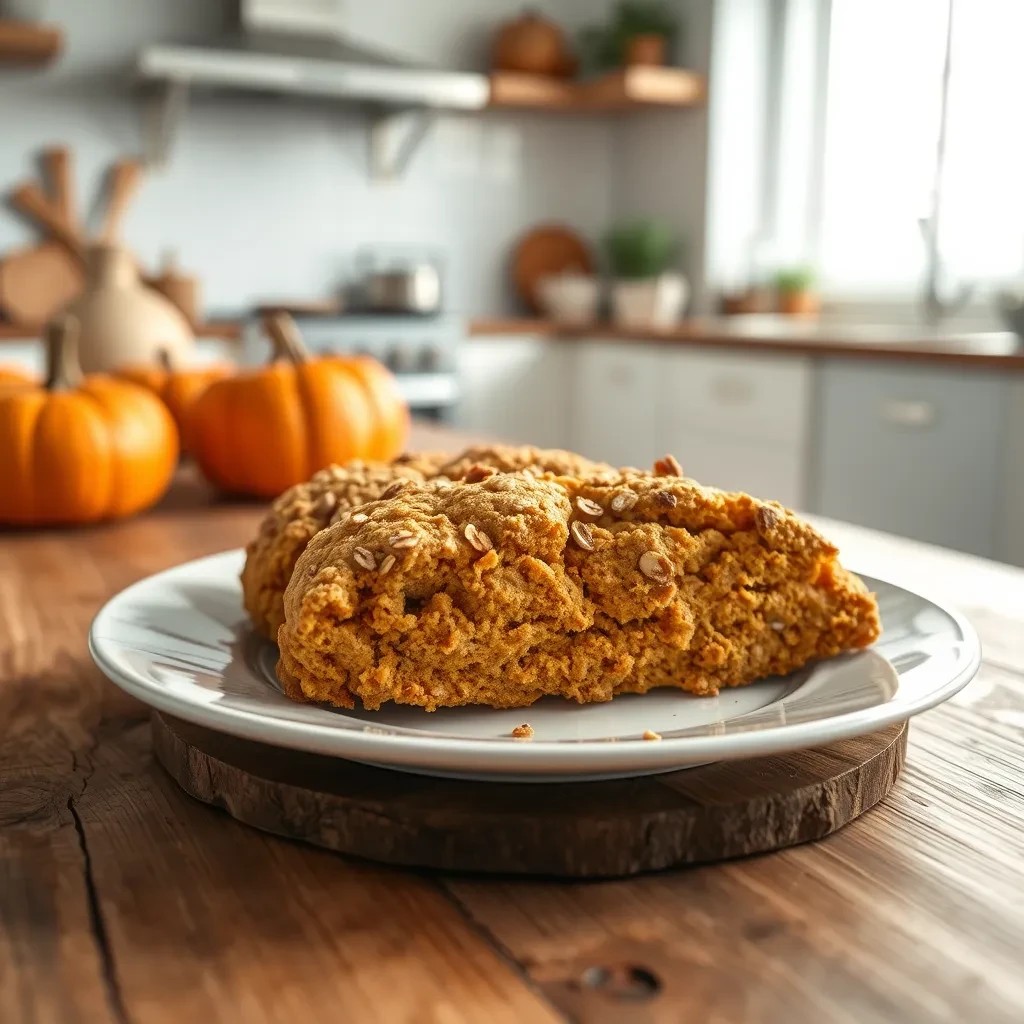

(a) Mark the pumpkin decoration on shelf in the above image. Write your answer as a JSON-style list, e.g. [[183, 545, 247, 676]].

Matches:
[[115, 350, 233, 452], [492, 8, 575, 77], [0, 317, 179, 526], [189, 313, 409, 498]]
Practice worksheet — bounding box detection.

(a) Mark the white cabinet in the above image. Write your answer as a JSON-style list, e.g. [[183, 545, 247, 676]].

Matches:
[[813, 361, 1005, 558], [571, 341, 664, 468], [569, 341, 813, 499], [661, 350, 812, 507], [456, 338, 573, 450], [998, 379, 1024, 566]]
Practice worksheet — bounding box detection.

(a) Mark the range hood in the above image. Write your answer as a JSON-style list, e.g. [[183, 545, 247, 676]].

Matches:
[[137, 0, 489, 110]]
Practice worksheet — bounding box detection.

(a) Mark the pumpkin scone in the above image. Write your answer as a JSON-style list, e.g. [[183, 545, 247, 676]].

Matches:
[[438, 444, 614, 480], [242, 458, 442, 639], [276, 470, 880, 711], [242, 446, 612, 639]]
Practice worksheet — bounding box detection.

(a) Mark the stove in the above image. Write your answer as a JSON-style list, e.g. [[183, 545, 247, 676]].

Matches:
[[241, 312, 462, 420]]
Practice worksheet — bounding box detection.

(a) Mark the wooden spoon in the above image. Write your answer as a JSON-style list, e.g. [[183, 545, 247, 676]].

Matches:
[[9, 181, 86, 264], [100, 159, 144, 243], [41, 145, 77, 231]]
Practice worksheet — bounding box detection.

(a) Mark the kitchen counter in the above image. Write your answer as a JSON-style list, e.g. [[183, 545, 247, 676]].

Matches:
[[469, 315, 1024, 369], [2, 423, 1023, 1022]]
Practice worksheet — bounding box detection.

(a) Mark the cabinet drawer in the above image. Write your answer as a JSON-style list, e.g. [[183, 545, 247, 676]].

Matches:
[[662, 350, 812, 444], [813, 361, 1005, 557], [572, 342, 663, 468], [672, 434, 805, 508]]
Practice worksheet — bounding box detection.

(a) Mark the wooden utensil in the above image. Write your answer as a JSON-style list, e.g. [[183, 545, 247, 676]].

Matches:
[[511, 224, 595, 313], [100, 159, 144, 243], [9, 180, 86, 264], [146, 251, 201, 327], [41, 145, 77, 230], [0, 242, 83, 327]]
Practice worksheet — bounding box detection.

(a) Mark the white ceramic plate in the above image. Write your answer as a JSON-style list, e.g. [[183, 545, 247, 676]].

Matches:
[[89, 549, 980, 782]]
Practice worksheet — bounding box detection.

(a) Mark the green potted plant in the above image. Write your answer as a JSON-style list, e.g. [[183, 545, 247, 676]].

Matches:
[[773, 266, 819, 317], [604, 219, 687, 327], [580, 0, 680, 71]]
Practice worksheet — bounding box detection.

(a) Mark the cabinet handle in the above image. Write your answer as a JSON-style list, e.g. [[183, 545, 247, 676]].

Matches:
[[711, 375, 755, 404], [879, 399, 936, 428]]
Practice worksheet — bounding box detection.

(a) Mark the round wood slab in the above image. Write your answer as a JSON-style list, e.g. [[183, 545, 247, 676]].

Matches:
[[152, 713, 908, 878]]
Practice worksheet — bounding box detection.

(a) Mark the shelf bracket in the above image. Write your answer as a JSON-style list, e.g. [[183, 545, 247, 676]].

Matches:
[[368, 108, 436, 182], [142, 78, 189, 170]]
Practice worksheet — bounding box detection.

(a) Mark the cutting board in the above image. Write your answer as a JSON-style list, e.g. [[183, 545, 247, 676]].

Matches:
[[0, 241, 83, 327], [153, 713, 908, 878]]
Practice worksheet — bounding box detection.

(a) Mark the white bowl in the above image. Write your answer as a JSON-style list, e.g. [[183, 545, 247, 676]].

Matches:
[[537, 273, 601, 325]]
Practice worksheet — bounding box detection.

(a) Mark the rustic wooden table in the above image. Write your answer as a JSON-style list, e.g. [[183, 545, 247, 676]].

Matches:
[[2, 424, 1022, 1023]]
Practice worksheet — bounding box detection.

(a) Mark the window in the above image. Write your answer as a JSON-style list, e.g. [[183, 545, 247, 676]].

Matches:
[[707, 0, 1024, 311], [817, 0, 1023, 300]]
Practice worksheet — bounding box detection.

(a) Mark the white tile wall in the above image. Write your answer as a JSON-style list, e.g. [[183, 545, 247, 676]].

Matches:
[[0, 0, 625, 315]]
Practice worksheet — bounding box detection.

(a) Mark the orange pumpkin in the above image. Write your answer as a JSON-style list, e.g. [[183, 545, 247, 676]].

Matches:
[[0, 365, 37, 388], [190, 313, 408, 498], [347, 355, 411, 461], [115, 351, 232, 451], [0, 318, 179, 525]]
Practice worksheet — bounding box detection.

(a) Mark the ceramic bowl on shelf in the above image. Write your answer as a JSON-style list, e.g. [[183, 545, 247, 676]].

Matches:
[[536, 271, 601, 326]]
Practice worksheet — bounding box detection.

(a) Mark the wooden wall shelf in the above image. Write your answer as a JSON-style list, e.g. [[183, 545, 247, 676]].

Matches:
[[488, 67, 705, 113], [0, 19, 62, 65]]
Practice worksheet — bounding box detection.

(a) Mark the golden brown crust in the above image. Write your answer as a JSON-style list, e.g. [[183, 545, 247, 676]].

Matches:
[[242, 446, 610, 639], [241, 460, 434, 639], [276, 471, 881, 711], [438, 444, 613, 480]]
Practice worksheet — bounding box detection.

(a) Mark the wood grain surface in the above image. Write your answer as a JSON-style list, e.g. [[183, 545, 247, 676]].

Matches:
[[153, 715, 907, 878], [2, 424, 1023, 1022]]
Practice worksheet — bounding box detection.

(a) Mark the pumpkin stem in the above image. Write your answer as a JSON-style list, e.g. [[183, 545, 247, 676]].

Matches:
[[157, 347, 174, 373], [263, 312, 310, 365], [45, 316, 84, 392]]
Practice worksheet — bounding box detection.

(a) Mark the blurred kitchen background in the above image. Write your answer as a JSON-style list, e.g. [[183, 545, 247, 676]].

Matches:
[[2, 0, 1023, 562]]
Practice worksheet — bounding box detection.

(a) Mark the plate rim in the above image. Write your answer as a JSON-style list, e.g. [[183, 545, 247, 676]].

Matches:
[[88, 548, 981, 772]]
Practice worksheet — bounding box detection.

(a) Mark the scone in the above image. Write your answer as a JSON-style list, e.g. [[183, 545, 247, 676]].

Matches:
[[242, 457, 442, 639], [276, 470, 880, 710], [438, 444, 613, 479], [242, 445, 613, 639]]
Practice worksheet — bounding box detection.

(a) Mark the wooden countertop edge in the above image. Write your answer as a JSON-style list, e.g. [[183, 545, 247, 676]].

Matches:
[[0, 319, 243, 342], [467, 318, 1024, 369]]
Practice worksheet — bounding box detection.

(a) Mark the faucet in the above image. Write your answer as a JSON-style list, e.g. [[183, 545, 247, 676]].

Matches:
[[919, 214, 973, 325], [918, 0, 973, 326]]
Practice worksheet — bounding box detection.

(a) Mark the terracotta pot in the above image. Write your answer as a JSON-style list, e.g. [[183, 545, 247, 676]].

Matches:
[[720, 287, 770, 316], [492, 9, 573, 77], [63, 245, 195, 373], [625, 34, 667, 67], [776, 290, 821, 317]]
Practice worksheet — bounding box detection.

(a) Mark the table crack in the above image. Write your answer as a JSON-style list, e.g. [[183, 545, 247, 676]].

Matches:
[[67, 786, 131, 1024], [437, 882, 573, 1023]]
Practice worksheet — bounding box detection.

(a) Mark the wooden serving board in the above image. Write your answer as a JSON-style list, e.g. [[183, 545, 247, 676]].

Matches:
[[153, 713, 907, 878]]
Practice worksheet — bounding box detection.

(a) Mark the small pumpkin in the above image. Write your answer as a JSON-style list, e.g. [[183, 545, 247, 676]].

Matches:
[[0, 365, 37, 388], [190, 313, 408, 498], [0, 318, 179, 525], [492, 9, 574, 77], [347, 355, 411, 462], [115, 350, 232, 451]]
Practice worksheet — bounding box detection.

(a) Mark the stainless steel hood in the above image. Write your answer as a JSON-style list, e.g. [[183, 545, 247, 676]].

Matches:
[[137, 0, 489, 110]]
